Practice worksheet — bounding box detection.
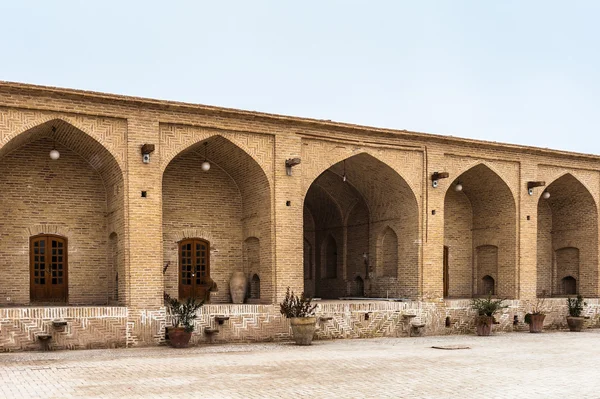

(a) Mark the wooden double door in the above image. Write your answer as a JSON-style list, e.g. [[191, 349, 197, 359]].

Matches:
[[30, 235, 68, 303], [178, 238, 211, 300]]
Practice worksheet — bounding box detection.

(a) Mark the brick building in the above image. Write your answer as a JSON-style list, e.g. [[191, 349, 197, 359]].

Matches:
[[0, 81, 598, 350]]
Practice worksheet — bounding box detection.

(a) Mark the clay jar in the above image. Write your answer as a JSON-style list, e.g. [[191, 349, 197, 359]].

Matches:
[[230, 272, 247, 304]]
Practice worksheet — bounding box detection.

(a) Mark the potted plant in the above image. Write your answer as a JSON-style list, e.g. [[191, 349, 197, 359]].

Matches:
[[279, 287, 318, 345], [164, 293, 204, 348], [471, 294, 507, 336], [566, 295, 586, 332], [524, 298, 546, 333]]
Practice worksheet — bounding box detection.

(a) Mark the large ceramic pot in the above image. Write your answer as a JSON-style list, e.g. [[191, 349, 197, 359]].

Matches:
[[475, 316, 494, 336], [528, 313, 546, 333], [230, 272, 247, 304], [168, 327, 192, 348], [566, 316, 585, 332], [290, 317, 317, 345]]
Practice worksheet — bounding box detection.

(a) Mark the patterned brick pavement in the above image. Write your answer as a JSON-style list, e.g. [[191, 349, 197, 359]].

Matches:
[[0, 331, 599, 399]]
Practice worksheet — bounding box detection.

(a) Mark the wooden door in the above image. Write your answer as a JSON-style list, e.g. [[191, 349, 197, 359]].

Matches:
[[30, 235, 68, 303], [443, 246, 449, 298], [178, 239, 210, 300]]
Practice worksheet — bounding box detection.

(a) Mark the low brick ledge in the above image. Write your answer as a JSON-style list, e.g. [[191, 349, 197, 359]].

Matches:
[[0, 306, 128, 319]]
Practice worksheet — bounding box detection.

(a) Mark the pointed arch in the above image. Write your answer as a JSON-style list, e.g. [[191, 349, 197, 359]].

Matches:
[[304, 151, 419, 299], [302, 150, 418, 201], [160, 126, 273, 185], [444, 162, 516, 209], [0, 115, 126, 172], [162, 133, 273, 303], [444, 163, 517, 298], [0, 119, 126, 305], [539, 172, 597, 207], [537, 173, 597, 297]]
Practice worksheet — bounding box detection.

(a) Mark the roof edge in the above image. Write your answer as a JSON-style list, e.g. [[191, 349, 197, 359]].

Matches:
[[0, 80, 598, 162]]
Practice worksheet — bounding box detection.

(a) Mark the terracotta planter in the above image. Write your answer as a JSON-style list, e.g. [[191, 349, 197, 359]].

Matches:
[[567, 316, 585, 332], [528, 313, 545, 333], [475, 316, 494, 336], [230, 272, 247, 304], [168, 327, 192, 348], [290, 317, 317, 345]]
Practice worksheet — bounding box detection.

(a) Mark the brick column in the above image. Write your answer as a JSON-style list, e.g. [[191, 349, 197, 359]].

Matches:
[[519, 161, 539, 300], [273, 134, 303, 302], [125, 117, 163, 309], [421, 148, 445, 300]]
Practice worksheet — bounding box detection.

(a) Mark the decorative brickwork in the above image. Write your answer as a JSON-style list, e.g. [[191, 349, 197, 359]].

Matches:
[[0, 307, 127, 351]]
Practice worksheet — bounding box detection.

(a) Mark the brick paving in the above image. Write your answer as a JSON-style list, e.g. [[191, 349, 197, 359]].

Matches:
[[0, 330, 599, 399]]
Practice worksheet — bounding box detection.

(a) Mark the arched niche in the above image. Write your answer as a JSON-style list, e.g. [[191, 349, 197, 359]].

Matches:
[[303, 153, 419, 299], [378, 227, 399, 278], [444, 164, 516, 298], [0, 119, 125, 306], [476, 245, 498, 296], [162, 135, 273, 303], [324, 235, 338, 279], [537, 174, 597, 297]]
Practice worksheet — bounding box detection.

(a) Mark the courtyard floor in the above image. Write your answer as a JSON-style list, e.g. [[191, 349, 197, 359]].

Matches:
[[0, 330, 599, 399]]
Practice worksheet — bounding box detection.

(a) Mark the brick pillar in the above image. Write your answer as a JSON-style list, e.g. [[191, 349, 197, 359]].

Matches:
[[125, 117, 163, 309], [519, 161, 539, 300], [273, 134, 303, 302], [421, 149, 445, 300]]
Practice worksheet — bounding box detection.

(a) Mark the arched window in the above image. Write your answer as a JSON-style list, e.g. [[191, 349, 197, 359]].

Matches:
[[304, 238, 313, 280], [250, 274, 260, 299], [178, 238, 210, 300], [562, 276, 577, 295], [381, 227, 399, 278], [353, 276, 364, 297], [325, 235, 337, 279], [30, 235, 68, 302], [482, 275, 495, 296]]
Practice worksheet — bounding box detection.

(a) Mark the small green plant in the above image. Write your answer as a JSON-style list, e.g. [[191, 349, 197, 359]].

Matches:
[[471, 293, 508, 317], [164, 293, 204, 332], [567, 295, 586, 317], [279, 287, 317, 318]]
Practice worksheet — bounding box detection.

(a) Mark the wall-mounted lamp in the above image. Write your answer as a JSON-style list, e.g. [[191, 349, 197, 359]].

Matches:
[[342, 160, 347, 182], [285, 157, 301, 176], [542, 190, 550, 199], [454, 180, 463, 192], [201, 142, 211, 171], [527, 181, 546, 196], [49, 126, 60, 160], [431, 171, 449, 188], [141, 143, 155, 164]]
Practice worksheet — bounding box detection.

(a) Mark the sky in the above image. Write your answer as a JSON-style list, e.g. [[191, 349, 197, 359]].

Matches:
[[1, 1, 599, 154]]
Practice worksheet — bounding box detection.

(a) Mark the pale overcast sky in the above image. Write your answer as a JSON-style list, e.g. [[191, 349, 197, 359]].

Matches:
[[1, 1, 599, 154]]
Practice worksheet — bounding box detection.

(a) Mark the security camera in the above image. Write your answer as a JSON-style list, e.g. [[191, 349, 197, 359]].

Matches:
[[432, 180, 438, 188], [142, 153, 150, 164]]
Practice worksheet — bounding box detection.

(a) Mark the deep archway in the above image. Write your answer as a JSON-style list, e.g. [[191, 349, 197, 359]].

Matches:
[[537, 174, 597, 297], [444, 164, 517, 298], [303, 153, 419, 299], [0, 119, 125, 306], [162, 135, 273, 303]]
